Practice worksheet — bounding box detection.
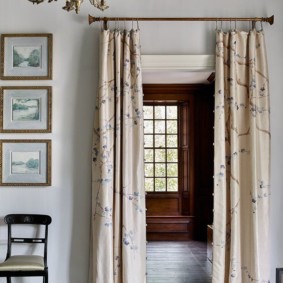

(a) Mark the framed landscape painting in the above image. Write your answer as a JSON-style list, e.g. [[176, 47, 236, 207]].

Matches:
[[0, 86, 52, 133], [0, 34, 52, 80], [0, 140, 51, 186]]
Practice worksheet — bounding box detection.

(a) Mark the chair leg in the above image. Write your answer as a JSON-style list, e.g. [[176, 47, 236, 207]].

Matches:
[[44, 273, 48, 283], [6, 277, 11, 283]]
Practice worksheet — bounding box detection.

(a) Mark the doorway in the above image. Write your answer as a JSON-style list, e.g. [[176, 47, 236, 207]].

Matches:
[[141, 56, 215, 282], [143, 83, 214, 241]]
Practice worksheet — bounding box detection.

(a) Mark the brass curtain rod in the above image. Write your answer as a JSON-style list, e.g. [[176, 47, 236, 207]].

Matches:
[[88, 15, 274, 26]]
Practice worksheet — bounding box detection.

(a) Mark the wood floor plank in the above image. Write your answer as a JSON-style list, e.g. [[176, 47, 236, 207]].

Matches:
[[146, 241, 212, 283]]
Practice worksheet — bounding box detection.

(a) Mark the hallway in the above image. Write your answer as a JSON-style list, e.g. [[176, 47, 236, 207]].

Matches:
[[146, 241, 212, 283]]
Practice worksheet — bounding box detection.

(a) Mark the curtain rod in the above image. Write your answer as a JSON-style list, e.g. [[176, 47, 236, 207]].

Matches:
[[88, 15, 274, 26]]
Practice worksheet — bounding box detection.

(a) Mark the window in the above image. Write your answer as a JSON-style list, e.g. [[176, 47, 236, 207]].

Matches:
[[144, 105, 179, 192]]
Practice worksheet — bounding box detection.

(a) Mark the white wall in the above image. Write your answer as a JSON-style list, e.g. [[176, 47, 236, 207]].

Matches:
[[0, 0, 282, 282]]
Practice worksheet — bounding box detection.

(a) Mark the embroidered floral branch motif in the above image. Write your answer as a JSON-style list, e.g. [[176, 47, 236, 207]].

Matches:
[[92, 119, 114, 228], [250, 179, 271, 213], [215, 148, 250, 185], [230, 258, 239, 278], [113, 255, 121, 276], [93, 198, 113, 227], [122, 189, 145, 214], [122, 226, 138, 251], [241, 266, 270, 283]]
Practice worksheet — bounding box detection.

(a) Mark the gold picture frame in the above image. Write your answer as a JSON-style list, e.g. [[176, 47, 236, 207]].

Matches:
[[0, 33, 52, 80], [0, 86, 52, 133], [0, 140, 52, 186]]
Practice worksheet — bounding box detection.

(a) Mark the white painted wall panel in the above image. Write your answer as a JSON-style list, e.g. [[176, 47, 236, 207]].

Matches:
[[0, 1, 282, 282]]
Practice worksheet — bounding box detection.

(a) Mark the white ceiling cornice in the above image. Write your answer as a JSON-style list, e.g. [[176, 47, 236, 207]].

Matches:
[[141, 55, 215, 71]]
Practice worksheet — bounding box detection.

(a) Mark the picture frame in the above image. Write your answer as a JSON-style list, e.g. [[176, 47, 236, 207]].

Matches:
[[0, 34, 52, 80], [277, 268, 283, 283], [0, 86, 52, 133], [0, 140, 51, 186]]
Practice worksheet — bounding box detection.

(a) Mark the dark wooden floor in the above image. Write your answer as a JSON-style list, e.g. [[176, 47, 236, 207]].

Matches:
[[146, 241, 212, 283]]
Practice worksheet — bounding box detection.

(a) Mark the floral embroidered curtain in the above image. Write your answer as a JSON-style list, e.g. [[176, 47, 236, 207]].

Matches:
[[90, 29, 146, 283], [213, 29, 271, 283]]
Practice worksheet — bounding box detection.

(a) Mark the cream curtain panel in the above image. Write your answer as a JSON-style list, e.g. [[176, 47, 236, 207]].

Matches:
[[213, 30, 271, 283], [90, 29, 146, 283]]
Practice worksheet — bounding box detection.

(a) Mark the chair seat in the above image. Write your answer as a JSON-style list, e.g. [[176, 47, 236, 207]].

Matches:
[[0, 255, 44, 271]]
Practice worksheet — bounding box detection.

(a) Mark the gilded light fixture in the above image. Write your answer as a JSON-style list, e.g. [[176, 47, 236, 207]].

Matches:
[[28, 0, 108, 14]]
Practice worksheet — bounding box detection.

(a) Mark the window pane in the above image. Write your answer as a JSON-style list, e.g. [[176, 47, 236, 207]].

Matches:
[[143, 103, 180, 194], [155, 178, 166, 192], [145, 178, 154, 192], [145, 163, 154, 177], [167, 178, 178, 192], [155, 163, 166, 177], [143, 106, 153, 119], [167, 135, 178, 147], [167, 120, 178, 134], [155, 121, 165, 133], [144, 135, 153, 147], [167, 163, 178, 177], [155, 106, 165, 119], [155, 149, 166, 162], [144, 120, 153, 133], [167, 149, 178, 162], [167, 106, 178, 119], [144, 149, 154, 162], [155, 135, 165, 148]]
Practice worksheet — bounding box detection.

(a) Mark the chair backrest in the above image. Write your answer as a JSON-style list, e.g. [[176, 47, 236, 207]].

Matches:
[[4, 214, 52, 264]]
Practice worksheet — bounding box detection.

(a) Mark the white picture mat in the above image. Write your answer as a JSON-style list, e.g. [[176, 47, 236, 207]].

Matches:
[[4, 37, 48, 77], [3, 89, 48, 130], [2, 142, 47, 183]]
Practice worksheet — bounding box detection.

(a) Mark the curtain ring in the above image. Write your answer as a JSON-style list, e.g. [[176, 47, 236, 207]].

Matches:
[[132, 20, 134, 30], [215, 19, 218, 31], [124, 20, 126, 30], [117, 18, 120, 30], [234, 20, 237, 31], [252, 20, 256, 30], [103, 19, 108, 30], [220, 20, 223, 30], [260, 21, 263, 31], [230, 19, 232, 31], [137, 19, 140, 31]]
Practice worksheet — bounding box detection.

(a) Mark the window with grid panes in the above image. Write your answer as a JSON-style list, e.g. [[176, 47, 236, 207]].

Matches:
[[144, 105, 179, 192]]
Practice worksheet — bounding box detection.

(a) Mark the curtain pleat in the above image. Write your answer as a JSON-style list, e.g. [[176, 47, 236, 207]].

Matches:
[[213, 29, 271, 283], [90, 29, 146, 283]]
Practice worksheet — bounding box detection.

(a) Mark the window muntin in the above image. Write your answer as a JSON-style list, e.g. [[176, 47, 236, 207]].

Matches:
[[144, 105, 179, 192]]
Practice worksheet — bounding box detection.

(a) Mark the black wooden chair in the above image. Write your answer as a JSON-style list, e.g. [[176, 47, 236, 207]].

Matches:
[[0, 214, 52, 283]]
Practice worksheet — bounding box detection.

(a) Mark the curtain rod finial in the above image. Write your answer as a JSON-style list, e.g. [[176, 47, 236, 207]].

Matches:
[[269, 15, 274, 25], [88, 14, 94, 25], [265, 15, 274, 25]]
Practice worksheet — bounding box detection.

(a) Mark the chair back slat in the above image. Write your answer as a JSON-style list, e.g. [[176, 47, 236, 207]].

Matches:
[[5, 214, 51, 225], [11, 238, 46, 244]]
